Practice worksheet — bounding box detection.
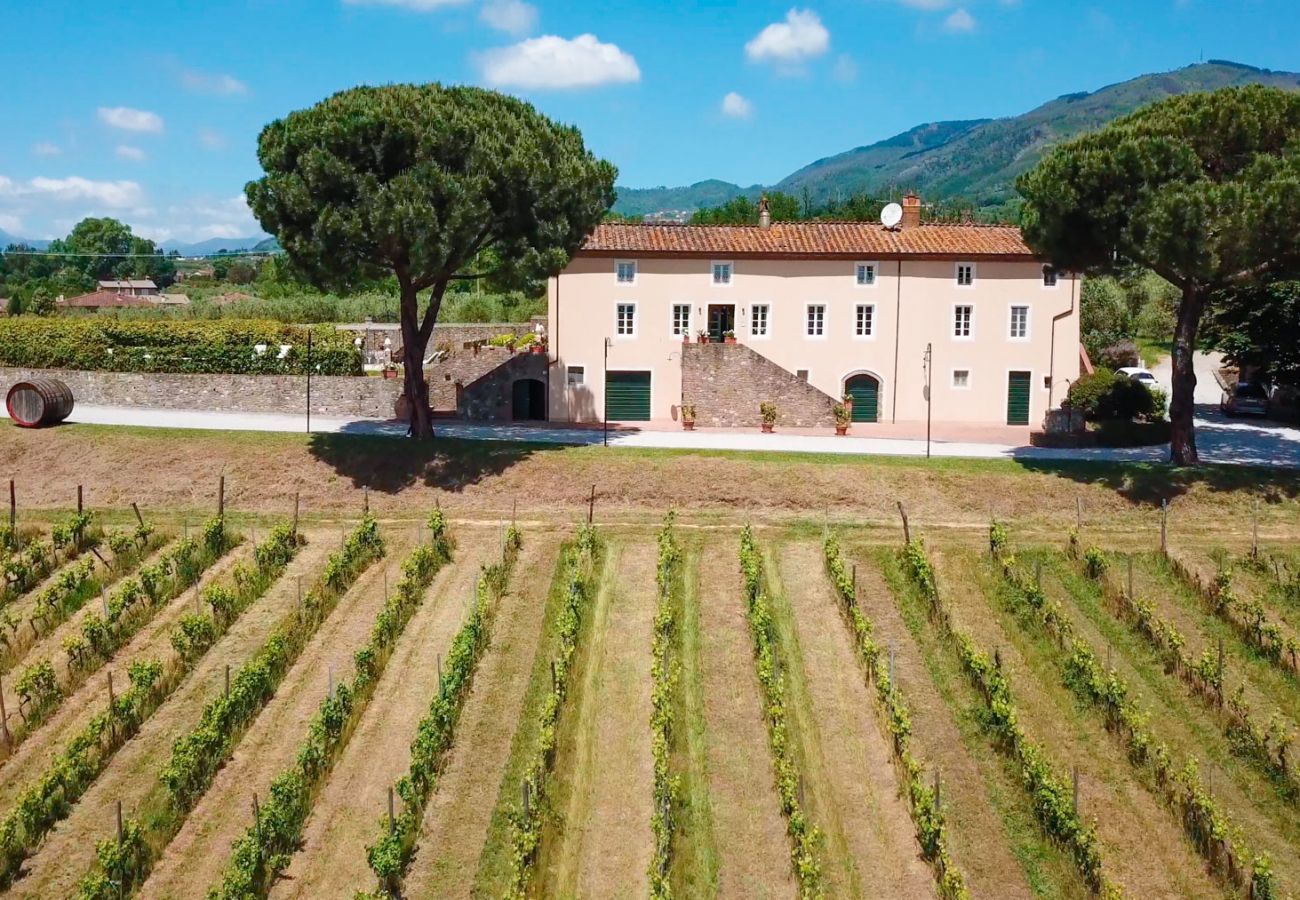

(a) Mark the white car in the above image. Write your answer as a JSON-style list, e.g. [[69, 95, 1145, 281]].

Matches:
[[1116, 367, 1160, 390]]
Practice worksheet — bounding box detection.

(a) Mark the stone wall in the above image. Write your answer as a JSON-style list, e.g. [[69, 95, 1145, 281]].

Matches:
[[0, 367, 401, 418], [681, 343, 837, 428], [425, 345, 549, 413], [459, 352, 550, 420], [337, 318, 548, 354]]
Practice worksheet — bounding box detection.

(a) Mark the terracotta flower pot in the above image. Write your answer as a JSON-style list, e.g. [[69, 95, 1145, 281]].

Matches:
[[835, 423, 848, 436], [683, 420, 695, 431], [761, 423, 774, 433], [530, 343, 545, 354], [697, 336, 709, 344], [725, 336, 736, 344], [382, 369, 397, 380]]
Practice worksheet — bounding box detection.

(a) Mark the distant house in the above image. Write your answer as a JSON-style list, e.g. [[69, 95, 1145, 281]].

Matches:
[[58, 291, 158, 310], [96, 279, 158, 296]]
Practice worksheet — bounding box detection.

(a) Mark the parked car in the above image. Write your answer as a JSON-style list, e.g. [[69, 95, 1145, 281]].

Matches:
[[1221, 381, 1270, 417], [1116, 366, 1160, 390]]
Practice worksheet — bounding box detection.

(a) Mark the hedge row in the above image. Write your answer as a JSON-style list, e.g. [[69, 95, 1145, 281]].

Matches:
[[649, 512, 681, 898], [0, 318, 361, 376]]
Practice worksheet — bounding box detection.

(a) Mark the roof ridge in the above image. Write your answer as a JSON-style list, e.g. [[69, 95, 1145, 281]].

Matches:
[[599, 220, 1020, 230]]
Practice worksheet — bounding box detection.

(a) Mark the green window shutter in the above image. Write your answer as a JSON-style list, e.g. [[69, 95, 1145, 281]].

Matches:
[[606, 371, 651, 421], [846, 374, 880, 423], [1007, 371, 1032, 425]]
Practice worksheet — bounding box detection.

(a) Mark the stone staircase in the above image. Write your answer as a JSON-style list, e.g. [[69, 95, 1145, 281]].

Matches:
[[681, 342, 837, 428]]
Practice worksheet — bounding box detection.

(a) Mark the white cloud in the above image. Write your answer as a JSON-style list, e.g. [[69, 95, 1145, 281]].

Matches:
[[31, 142, 61, 157], [480, 0, 537, 35], [943, 8, 976, 31], [0, 175, 144, 208], [0, 213, 23, 233], [97, 106, 164, 133], [896, 0, 951, 9], [342, 0, 471, 9], [179, 67, 248, 96], [832, 54, 858, 82], [116, 145, 147, 162], [478, 34, 640, 90], [721, 92, 754, 119], [745, 9, 830, 64], [136, 195, 263, 244], [198, 128, 227, 150]]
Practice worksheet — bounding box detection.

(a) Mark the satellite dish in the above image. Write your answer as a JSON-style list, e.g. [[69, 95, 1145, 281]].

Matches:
[[880, 203, 903, 229]]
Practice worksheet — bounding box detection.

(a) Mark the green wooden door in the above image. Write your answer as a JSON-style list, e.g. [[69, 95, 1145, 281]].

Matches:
[[606, 371, 651, 421], [1006, 371, 1032, 425], [845, 374, 879, 423]]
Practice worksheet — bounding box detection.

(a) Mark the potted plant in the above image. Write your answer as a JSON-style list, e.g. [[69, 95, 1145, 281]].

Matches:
[[696, 329, 710, 345], [833, 402, 851, 436], [530, 338, 546, 355], [723, 329, 736, 344], [681, 403, 696, 431], [760, 401, 778, 434], [382, 362, 399, 380], [682, 331, 691, 344]]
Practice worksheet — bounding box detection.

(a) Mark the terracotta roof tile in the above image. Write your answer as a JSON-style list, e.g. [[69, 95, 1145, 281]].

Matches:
[[580, 221, 1036, 259], [58, 291, 158, 308]]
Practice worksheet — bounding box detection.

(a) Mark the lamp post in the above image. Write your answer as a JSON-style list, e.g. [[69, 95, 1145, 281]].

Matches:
[[922, 342, 933, 459], [603, 337, 611, 447], [306, 330, 313, 435]]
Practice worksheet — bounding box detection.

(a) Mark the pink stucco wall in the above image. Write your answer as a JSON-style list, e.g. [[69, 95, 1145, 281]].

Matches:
[[548, 253, 1080, 427]]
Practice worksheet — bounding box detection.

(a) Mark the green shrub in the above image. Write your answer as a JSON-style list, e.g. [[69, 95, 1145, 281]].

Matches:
[[1065, 369, 1162, 422], [0, 318, 360, 376]]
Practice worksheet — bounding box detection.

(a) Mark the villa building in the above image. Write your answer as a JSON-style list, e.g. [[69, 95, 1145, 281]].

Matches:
[[547, 194, 1081, 430]]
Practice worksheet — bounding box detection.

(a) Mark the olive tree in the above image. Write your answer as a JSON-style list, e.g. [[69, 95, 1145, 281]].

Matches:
[[246, 84, 616, 438], [1017, 85, 1300, 465]]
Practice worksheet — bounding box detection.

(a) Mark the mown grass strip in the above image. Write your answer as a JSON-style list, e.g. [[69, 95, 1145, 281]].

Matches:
[[739, 526, 824, 898], [2, 524, 224, 760], [823, 533, 968, 899], [212, 510, 463, 898], [991, 524, 1278, 897], [898, 539, 1117, 897], [502, 524, 600, 899], [1069, 538, 1300, 804], [0, 517, 279, 889], [74, 517, 381, 899], [359, 520, 519, 897]]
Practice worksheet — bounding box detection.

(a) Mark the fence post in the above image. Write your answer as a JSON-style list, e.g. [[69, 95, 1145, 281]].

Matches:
[[78, 484, 83, 514], [218, 476, 225, 519], [0, 674, 10, 745], [897, 501, 911, 546], [131, 501, 145, 528], [1160, 499, 1168, 555], [587, 484, 596, 525]]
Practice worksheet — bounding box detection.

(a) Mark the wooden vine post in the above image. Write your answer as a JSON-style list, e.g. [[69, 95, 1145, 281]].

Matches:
[[0, 674, 10, 746], [218, 476, 225, 519], [587, 484, 596, 525], [1160, 499, 1168, 555], [363, 486, 369, 515], [292, 491, 300, 538], [1251, 499, 1259, 559], [252, 794, 261, 863], [387, 785, 396, 833], [1076, 496, 1083, 532], [8, 479, 14, 534], [897, 501, 911, 546], [77, 484, 83, 514], [107, 670, 116, 741], [1072, 766, 1080, 816]]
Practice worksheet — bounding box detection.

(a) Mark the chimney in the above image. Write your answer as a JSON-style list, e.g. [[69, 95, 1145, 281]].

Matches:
[[901, 192, 921, 229], [758, 194, 771, 230]]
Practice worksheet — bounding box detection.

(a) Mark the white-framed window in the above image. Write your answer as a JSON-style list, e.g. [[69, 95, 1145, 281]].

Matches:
[[953, 304, 973, 339], [855, 262, 878, 286], [855, 303, 876, 338], [956, 262, 975, 287], [567, 365, 585, 386], [616, 302, 637, 337], [806, 303, 826, 338], [671, 303, 691, 337], [952, 369, 971, 389], [1042, 265, 1058, 288], [1009, 305, 1030, 340], [615, 260, 636, 284], [712, 261, 733, 285], [751, 303, 770, 338]]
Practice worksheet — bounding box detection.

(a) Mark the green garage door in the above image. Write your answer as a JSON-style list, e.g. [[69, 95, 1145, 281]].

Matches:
[[1007, 371, 1032, 425], [845, 374, 880, 423], [606, 371, 651, 421]]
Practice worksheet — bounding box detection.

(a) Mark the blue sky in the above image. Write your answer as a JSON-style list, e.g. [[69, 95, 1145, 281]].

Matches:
[[2, 0, 1298, 243]]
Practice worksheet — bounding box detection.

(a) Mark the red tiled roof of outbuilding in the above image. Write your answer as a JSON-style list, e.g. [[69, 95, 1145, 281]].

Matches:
[[579, 221, 1037, 259]]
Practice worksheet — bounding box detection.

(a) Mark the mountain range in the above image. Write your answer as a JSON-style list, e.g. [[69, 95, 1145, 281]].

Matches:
[[612, 60, 1300, 218], [0, 231, 274, 257]]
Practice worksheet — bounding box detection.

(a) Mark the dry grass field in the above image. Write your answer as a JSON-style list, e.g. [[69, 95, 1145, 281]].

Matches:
[[1, 422, 1298, 898]]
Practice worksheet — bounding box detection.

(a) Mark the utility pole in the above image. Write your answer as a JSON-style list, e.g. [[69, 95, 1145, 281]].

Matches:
[[603, 336, 611, 448]]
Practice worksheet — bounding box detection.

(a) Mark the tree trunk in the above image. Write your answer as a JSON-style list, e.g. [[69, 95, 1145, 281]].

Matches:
[[399, 282, 434, 440], [1169, 283, 1206, 466]]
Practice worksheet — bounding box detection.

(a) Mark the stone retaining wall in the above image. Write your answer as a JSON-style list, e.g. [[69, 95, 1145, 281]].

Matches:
[[337, 318, 548, 354], [0, 367, 402, 418], [682, 343, 837, 428]]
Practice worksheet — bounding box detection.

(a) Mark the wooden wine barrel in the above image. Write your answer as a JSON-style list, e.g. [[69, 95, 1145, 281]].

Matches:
[[6, 379, 74, 428]]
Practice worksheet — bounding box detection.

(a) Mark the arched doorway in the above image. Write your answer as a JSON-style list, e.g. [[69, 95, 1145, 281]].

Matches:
[[511, 378, 547, 421], [844, 373, 881, 423]]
